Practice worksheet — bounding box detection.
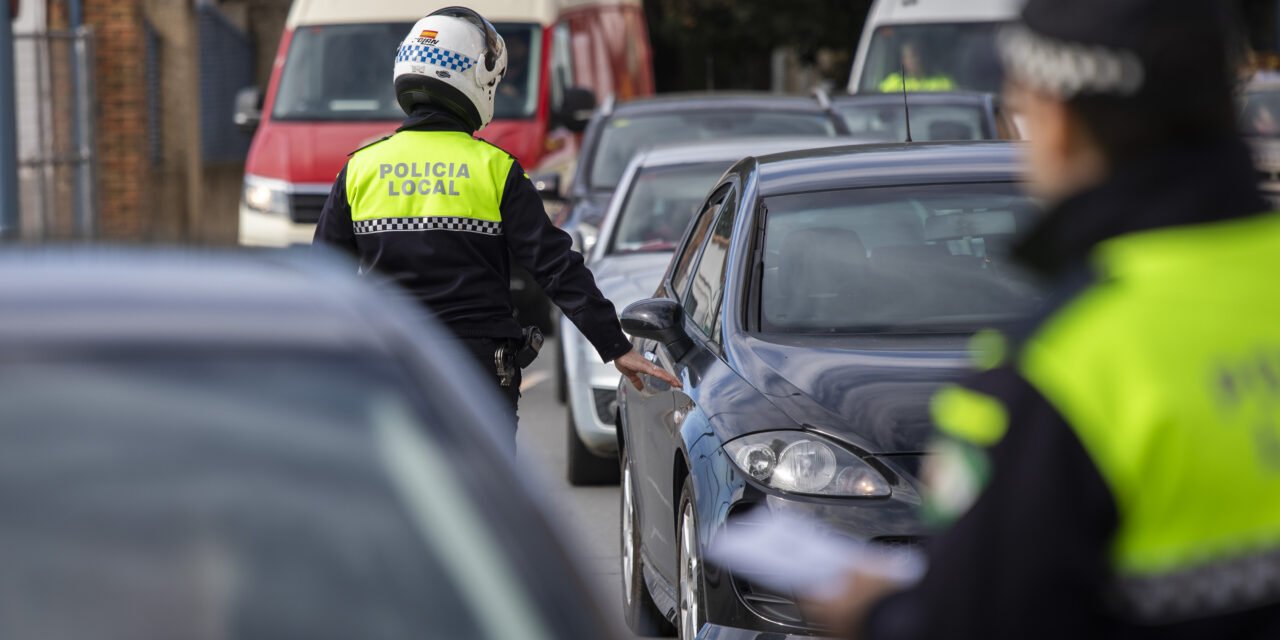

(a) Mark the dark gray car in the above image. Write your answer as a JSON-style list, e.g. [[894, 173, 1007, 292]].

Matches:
[[0, 249, 621, 640]]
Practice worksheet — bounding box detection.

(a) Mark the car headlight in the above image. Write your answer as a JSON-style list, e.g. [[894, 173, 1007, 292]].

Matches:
[[724, 431, 891, 497], [242, 176, 291, 217]]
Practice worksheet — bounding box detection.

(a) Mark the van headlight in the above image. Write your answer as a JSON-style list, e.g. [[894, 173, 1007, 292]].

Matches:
[[724, 431, 891, 497], [242, 176, 291, 217]]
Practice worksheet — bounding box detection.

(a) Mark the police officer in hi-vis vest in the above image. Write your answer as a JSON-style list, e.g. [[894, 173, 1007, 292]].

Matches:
[[314, 7, 679, 442], [812, 0, 1280, 638]]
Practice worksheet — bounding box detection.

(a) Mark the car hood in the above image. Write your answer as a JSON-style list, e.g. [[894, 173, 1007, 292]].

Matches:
[[737, 334, 973, 454], [246, 121, 398, 184], [588, 253, 672, 308], [477, 119, 542, 169]]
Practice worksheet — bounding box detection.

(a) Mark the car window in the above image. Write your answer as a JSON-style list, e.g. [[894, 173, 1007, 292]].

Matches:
[[669, 187, 726, 297], [683, 189, 739, 340], [836, 103, 990, 141], [589, 111, 836, 189], [760, 183, 1041, 334], [608, 162, 732, 255], [0, 353, 553, 640]]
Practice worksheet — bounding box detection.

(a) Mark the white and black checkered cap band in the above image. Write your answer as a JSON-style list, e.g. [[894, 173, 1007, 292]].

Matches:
[[354, 216, 502, 236], [999, 25, 1144, 98]]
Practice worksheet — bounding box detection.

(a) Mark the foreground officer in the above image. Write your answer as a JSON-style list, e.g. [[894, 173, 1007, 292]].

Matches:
[[816, 0, 1280, 638], [314, 7, 678, 440]]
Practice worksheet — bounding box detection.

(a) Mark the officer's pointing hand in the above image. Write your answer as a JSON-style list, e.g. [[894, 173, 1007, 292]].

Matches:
[[614, 349, 683, 391]]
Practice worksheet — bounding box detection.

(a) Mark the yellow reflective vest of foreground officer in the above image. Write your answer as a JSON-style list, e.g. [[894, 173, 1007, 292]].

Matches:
[[859, 143, 1280, 640]]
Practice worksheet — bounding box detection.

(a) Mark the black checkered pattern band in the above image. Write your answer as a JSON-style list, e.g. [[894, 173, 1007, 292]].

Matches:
[[353, 216, 503, 236]]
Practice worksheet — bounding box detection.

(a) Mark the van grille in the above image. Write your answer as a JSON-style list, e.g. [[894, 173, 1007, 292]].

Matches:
[[289, 193, 329, 224]]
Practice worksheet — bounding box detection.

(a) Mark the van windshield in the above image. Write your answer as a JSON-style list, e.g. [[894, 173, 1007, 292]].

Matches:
[[857, 23, 1006, 94], [273, 23, 542, 122]]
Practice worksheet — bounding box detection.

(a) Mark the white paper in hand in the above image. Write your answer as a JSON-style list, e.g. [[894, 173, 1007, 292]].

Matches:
[[705, 510, 927, 600]]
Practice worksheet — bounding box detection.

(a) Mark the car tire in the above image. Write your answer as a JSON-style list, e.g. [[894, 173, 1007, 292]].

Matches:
[[621, 453, 677, 637], [677, 476, 706, 640], [567, 412, 620, 486]]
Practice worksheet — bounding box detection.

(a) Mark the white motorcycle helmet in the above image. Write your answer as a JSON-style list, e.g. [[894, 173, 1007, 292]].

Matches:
[[394, 6, 508, 130]]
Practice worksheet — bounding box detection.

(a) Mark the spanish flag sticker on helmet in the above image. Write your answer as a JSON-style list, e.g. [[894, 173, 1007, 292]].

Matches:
[[420, 29, 438, 39]]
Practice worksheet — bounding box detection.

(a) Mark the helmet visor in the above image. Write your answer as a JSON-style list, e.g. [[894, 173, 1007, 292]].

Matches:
[[429, 6, 504, 72]]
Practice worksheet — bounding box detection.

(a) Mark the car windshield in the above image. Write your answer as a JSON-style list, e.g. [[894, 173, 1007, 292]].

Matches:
[[1241, 86, 1280, 137], [837, 103, 990, 141], [858, 23, 1006, 94], [590, 111, 836, 189], [760, 183, 1041, 334], [0, 353, 551, 640], [273, 23, 541, 122], [609, 162, 731, 255]]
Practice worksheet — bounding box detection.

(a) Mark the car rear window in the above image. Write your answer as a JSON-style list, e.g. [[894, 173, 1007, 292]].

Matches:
[[0, 353, 550, 640], [836, 103, 991, 141], [590, 110, 837, 189], [759, 183, 1041, 334]]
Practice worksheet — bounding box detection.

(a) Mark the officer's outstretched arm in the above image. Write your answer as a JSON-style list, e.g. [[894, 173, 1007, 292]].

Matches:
[[500, 161, 632, 363]]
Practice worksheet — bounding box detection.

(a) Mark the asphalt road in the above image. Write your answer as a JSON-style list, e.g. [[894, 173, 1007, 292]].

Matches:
[[515, 338, 643, 639]]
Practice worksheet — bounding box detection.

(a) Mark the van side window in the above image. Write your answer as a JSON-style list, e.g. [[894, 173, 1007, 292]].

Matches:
[[550, 22, 575, 113]]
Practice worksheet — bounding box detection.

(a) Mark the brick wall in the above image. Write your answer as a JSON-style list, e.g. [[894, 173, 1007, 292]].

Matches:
[[75, 0, 149, 240], [46, 0, 289, 244]]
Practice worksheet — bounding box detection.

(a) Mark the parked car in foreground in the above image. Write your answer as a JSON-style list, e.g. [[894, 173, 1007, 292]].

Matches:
[[562, 137, 862, 485], [547, 93, 849, 256], [0, 250, 621, 640], [615, 143, 1041, 639], [832, 91, 1021, 141]]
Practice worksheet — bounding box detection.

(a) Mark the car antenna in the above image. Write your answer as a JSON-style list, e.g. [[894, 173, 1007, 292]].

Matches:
[[900, 62, 913, 143]]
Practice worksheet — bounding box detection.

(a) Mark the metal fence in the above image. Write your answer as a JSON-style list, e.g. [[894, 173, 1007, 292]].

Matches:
[[15, 28, 97, 240]]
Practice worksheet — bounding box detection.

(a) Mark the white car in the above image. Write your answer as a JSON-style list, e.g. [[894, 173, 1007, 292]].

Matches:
[[562, 137, 858, 485]]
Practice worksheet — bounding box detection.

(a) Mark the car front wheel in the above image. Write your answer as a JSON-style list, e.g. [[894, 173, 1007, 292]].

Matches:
[[678, 477, 705, 640], [621, 454, 676, 636]]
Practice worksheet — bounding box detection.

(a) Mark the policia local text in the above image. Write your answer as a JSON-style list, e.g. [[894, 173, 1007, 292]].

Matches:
[[380, 162, 472, 196]]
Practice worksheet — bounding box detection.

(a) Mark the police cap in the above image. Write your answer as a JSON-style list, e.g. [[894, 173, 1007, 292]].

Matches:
[[1002, 0, 1239, 103]]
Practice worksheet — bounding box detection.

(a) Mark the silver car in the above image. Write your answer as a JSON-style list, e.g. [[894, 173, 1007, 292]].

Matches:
[[562, 137, 858, 485]]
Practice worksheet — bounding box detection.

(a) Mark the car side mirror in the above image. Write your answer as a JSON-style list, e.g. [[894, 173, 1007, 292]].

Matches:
[[621, 298, 691, 359], [531, 173, 564, 201], [557, 86, 597, 134], [234, 86, 263, 134]]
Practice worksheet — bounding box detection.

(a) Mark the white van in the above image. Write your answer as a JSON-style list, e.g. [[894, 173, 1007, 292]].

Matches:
[[237, 0, 652, 246], [848, 0, 1024, 94]]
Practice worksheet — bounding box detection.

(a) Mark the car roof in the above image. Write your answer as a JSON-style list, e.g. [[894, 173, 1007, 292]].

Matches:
[[0, 249, 409, 353], [831, 91, 996, 107], [633, 136, 876, 168], [754, 141, 1022, 195], [610, 92, 828, 115]]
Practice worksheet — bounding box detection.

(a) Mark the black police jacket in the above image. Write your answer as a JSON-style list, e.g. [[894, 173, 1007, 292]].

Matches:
[[313, 108, 631, 362], [863, 140, 1280, 640]]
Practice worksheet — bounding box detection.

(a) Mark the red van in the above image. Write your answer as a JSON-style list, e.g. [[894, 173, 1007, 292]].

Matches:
[[236, 0, 654, 246]]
